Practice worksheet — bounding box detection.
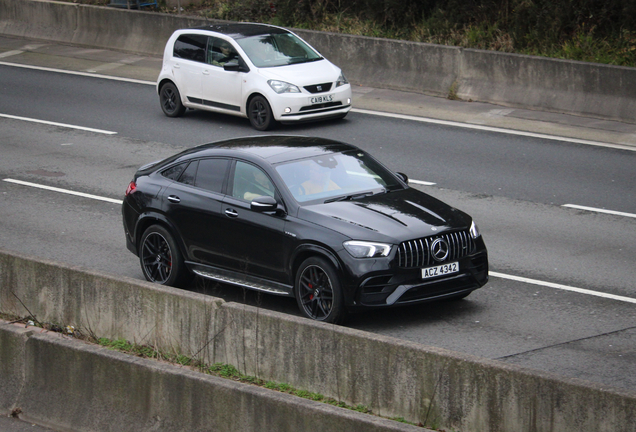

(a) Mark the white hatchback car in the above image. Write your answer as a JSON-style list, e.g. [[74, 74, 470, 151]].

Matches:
[[157, 24, 352, 131]]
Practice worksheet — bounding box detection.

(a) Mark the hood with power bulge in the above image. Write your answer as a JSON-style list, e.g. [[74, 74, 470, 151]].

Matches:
[[298, 188, 470, 244]]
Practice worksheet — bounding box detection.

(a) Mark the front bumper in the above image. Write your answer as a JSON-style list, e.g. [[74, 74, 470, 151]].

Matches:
[[340, 246, 489, 310], [269, 84, 352, 122]]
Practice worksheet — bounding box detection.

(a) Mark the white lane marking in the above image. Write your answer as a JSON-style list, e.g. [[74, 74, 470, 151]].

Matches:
[[490, 271, 636, 304], [351, 108, 636, 152], [0, 50, 24, 59], [0, 61, 156, 85], [2, 61, 635, 153], [0, 113, 117, 135], [4, 178, 635, 304], [3, 179, 123, 205], [409, 179, 436, 186], [562, 204, 636, 219]]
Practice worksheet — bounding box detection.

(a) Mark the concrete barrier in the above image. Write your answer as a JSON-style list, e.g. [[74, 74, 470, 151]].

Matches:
[[2, 249, 636, 432], [0, 0, 634, 123], [0, 323, 423, 432]]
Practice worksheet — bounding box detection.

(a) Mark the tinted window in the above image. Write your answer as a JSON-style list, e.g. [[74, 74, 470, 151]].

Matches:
[[179, 160, 198, 186], [195, 159, 229, 193], [232, 161, 276, 202], [162, 163, 187, 181], [174, 34, 207, 63]]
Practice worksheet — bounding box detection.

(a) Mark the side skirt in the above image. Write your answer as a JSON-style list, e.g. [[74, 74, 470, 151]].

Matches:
[[186, 261, 294, 297]]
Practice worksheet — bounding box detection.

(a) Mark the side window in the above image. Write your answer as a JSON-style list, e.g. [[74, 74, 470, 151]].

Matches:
[[161, 162, 187, 181], [173, 34, 207, 63], [178, 160, 198, 186], [207, 37, 238, 67], [195, 159, 229, 193], [232, 161, 276, 202]]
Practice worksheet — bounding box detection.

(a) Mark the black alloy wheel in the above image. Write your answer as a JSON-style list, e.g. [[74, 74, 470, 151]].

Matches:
[[139, 225, 190, 287], [159, 82, 186, 117], [248, 95, 274, 131], [295, 257, 347, 324]]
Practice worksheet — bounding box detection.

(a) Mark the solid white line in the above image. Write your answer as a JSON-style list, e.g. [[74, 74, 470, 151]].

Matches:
[[562, 204, 636, 219], [0, 61, 156, 85], [3, 179, 123, 205], [490, 271, 636, 304], [351, 108, 636, 152], [409, 179, 436, 186], [0, 113, 117, 135]]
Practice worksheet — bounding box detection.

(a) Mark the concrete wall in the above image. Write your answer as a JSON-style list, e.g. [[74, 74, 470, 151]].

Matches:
[[2, 249, 636, 432], [0, 323, 423, 432], [0, 0, 634, 123]]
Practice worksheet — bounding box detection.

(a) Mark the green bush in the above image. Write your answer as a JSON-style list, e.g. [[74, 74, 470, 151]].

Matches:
[[65, 0, 636, 66]]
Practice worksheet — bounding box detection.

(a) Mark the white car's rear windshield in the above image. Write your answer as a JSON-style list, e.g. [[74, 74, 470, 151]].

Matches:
[[236, 33, 323, 68]]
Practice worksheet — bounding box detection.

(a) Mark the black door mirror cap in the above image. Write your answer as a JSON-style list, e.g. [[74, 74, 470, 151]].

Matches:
[[395, 172, 409, 184], [250, 195, 278, 212]]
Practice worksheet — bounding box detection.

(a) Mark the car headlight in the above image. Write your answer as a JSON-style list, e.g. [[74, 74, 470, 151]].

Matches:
[[335, 72, 349, 88], [268, 80, 301, 94], [343, 241, 392, 258], [469, 221, 481, 239]]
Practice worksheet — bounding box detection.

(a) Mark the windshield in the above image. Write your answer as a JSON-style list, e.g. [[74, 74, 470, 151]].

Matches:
[[275, 150, 404, 203], [236, 32, 323, 67]]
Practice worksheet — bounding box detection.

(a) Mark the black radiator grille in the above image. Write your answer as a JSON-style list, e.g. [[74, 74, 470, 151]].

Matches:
[[304, 82, 333, 93], [397, 230, 475, 268]]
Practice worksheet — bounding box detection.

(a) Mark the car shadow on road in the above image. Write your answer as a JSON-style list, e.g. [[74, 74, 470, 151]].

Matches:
[[175, 108, 353, 136], [186, 275, 484, 329], [347, 295, 485, 329]]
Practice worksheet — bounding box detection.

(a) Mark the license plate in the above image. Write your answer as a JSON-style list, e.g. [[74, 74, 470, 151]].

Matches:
[[310, 94, 334, 104], [422, 262, 459, 279]]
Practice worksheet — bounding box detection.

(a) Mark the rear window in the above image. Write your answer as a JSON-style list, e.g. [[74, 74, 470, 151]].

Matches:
[[174, 34, 207, 63]]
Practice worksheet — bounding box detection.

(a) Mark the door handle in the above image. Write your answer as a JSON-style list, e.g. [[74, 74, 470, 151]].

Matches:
[[203, 69, 210, 75], [224, 208, 239, 217], [167, 195, 181, 203]]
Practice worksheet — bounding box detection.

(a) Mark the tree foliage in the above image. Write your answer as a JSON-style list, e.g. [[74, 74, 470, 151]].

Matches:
[[256, 0, 635, 65], [64, 0, 636, 65]]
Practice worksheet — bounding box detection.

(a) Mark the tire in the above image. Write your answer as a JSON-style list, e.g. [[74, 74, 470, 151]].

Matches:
[[295, 257, 347, 324], [248, 95, 275, 131], [159, 82, 186, 117], [139, 225, 191, 287]]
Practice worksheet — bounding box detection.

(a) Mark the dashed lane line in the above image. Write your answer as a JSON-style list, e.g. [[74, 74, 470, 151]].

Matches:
[[490, 272, 636, 304], [3, 178, 123, 205], [562, 204, 636, 219], [4, 178, 635, 304], [1, 61, 635, 151], [0, 113, 117, 135]]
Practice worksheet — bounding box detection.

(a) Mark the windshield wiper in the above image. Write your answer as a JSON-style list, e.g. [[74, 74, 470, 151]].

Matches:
[[289, 57, 324, 65], [324, 190, 382, 203]]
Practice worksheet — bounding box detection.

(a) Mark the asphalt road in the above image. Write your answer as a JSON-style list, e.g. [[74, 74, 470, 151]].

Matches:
[[1, 40, 635, 406], [0, 416, 57, 432]]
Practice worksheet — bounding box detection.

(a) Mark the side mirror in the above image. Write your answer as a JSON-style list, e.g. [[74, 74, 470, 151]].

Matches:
[[396, 172, 409, 184], [223, 60, 240, 72], [224, 58, 249, 73], [250, 195, 278, 212]]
